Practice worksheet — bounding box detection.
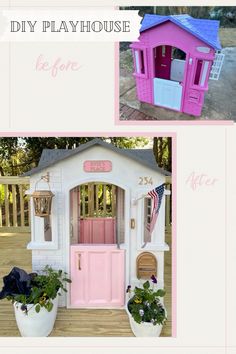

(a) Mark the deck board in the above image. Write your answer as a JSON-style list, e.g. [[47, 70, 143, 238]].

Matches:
[[0, 231, 172, 337]]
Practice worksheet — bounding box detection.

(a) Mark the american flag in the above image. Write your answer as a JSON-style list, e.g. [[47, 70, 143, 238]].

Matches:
[[146, 184, 165, 234]]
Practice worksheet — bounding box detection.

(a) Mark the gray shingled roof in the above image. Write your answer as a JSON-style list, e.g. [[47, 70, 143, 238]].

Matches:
[[24, 139, 171, 176]]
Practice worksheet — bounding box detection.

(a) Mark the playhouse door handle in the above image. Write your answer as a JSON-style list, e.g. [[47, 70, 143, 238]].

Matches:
[[78, 254, 81, 270], [161, 64, 167, 67]]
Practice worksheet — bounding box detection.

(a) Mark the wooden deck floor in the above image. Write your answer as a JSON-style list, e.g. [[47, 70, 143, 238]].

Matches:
[[0, 231, 172, 337]]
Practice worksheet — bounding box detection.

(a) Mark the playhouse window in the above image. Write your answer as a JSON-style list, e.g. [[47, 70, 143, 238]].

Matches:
[[44, 216, 52, 241], [161, 46, 166, 57], [194, 60, 203, 85], [143, 197, 153, 245], [134, 49, 146, 75], [172, 47, 186, 60], [144, 197, 152, 228], [29, 198, 58, 249], [200, 61, 210, 86], [194, 60, 210, 87]]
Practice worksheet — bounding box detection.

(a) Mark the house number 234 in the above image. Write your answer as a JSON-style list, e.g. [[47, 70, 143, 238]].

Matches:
[[138, 177, 153, 185]]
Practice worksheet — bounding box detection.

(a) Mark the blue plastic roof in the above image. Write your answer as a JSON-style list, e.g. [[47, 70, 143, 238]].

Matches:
[[140, 14, 221, 50]]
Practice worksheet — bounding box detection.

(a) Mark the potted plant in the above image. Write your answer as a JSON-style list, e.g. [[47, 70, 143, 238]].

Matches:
[[0, 265, 71, 337], [126, 275, 167, 337]]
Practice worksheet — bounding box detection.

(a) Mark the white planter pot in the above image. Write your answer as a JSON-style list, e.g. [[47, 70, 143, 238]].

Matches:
[[126, 302, 165, 337], [13, 296, 59, 337]]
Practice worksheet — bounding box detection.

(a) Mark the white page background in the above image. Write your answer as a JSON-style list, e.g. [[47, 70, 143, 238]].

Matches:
[[0, 2, 236, 354]]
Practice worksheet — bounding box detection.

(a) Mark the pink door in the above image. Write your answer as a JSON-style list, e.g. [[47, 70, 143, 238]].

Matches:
[[80, 217, 116, 244], [70, 245, 125, 307], [154, 45, 172, 80]]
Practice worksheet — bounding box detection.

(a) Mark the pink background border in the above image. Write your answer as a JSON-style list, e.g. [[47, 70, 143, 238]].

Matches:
[[0, 130, 177, 338]]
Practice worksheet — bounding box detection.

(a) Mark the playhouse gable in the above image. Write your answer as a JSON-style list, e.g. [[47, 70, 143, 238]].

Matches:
[[33, 144, 168, 193], [26, 139, 170, 178]]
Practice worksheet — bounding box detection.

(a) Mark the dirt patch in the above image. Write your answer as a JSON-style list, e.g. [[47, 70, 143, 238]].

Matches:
[[219, 28, 236, 47]]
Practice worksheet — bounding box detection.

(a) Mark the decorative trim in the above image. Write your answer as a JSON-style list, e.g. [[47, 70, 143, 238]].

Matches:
[[83, 160, 112, 172], [196, 46, 210, 53]]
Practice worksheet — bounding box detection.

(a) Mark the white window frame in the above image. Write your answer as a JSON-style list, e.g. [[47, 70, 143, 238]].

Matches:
[[136, 190, 169, 251], [135, 50, 141, 74], [27, 192, 59, 250], [133, 48, 147, 78], [200, 61, 209, 87], [144, 196, 152, 230], [193, 59, 211, 88]]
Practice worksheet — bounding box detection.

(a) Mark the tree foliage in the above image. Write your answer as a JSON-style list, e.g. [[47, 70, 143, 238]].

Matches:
[[0, 137, 150, 176], [153, 137, 172, 172], [122, 6, 214, 18], [0, 137, 172, 176], [120, 6, 236, 27], [0, 138, 19, 175]]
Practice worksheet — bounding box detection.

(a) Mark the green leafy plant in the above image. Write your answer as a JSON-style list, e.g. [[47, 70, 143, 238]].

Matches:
[[0, 265, 71, 314], [126, 276, 166, 326]]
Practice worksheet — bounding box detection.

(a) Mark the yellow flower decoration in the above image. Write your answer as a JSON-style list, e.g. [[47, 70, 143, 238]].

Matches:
[[39, 295, 47, 304], [134, 297, 142, 304]]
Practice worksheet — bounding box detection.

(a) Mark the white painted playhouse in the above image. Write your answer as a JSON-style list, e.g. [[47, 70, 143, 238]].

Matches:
[[25, 139, 171, 308]]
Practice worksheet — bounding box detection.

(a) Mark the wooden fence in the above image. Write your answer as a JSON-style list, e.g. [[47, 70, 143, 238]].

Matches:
[[0, 176, 30, 233], [0, 176, 172, 234]]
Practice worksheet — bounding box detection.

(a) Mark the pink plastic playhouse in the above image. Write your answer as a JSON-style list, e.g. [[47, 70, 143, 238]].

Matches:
[[130, 14, 224, 116]]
